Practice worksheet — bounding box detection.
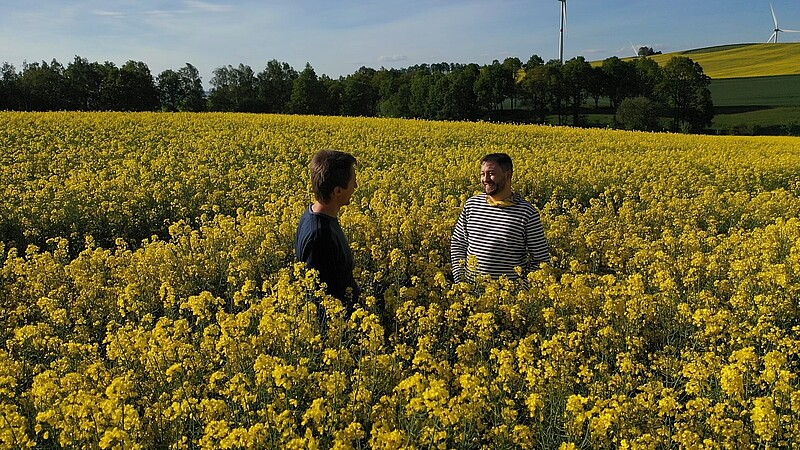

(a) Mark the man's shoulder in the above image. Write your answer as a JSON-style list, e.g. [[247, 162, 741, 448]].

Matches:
[[297, 209, 334, 237], [513, 195, 541, 215], [465, 193, 488, 205], [512, 193, 536, 208]]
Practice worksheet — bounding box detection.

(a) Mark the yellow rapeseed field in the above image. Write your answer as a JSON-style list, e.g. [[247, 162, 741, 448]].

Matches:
[[1, 111, 799, 448]]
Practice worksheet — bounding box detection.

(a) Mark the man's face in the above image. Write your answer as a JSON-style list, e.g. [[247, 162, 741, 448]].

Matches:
[[339, 167, 357, 206], [481, 161, 511, 196]]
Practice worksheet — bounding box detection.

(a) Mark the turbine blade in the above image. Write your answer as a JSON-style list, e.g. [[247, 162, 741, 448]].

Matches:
[[782, 29, 800, 33], [771, 3, 779, 28], [768, 31, 778, 43], [631, 42, 638, 56]]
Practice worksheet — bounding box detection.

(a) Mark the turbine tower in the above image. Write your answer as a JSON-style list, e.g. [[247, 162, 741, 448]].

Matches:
[[768, 2, 800, 43], [558, 0, 567, 63]]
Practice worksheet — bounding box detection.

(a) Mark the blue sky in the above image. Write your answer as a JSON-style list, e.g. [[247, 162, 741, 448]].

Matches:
[[1, 1, 798, 85]]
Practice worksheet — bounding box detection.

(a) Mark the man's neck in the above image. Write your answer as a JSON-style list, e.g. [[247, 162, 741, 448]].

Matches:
[[312, 201, 340, 217], [487, 190, 513, 203]]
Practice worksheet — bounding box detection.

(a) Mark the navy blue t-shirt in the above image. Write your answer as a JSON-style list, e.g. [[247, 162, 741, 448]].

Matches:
[[295, 206, 360, 308]]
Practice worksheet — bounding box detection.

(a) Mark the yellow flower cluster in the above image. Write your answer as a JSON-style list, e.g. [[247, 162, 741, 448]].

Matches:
[[1, 111, 799, 448]]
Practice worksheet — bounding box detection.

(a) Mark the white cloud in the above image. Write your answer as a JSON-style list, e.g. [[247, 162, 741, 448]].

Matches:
[[184, 1, 235, 13], [91, 10, 126, 19], [378, 55, 408, 62]]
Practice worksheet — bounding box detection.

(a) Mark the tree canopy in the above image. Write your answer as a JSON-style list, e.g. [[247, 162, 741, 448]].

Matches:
[[0, 53, 714, 133]]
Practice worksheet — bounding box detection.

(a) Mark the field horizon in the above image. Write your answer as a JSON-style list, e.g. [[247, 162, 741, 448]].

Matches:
[[618, 42, 800, 79]]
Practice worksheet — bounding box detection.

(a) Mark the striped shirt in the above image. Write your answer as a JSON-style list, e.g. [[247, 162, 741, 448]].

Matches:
[[451, 193, 550, 282]]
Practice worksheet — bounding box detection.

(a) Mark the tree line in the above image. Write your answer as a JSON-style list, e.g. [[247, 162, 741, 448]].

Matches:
[[0, 53, 713, 132]]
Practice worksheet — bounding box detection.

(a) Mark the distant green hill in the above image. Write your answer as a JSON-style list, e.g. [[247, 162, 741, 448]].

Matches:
[[709, 74, 800, 135], [710, 74, 800, 107], [634, 43, 800, 79], [590, 43, 800, 134]]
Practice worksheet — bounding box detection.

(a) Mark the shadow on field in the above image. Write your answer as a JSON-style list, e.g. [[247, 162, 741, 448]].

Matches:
[[713, 105, 773, 114]]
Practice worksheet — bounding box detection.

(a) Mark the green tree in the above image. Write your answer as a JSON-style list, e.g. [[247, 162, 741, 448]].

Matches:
[[157, 69, 182, 111], [0, 63, 21, 110], [524, 54, 544, 70], [517, 64, 552, 123], [208, 64, 258, 112], [428, 72, 451, 120], [321, 75, 342, 116], [177, 63, 206, 112], [601, 57, 637, 116], [95, 62, 121, 110], [208, 66, 235, 111], [156, 64, 206, 112], [427, 68, 479, 121], [117, 60, 159, 111], [587, 66, 605, 108], [657, 56, 713, 132], [341, 67, 378, 116], [617, 96, 661, 131], [256, 60, 297, 114], [502, 57, 523, 110], [637, 46, 661, 57], [373, 69, 405, 118], [633, 57, 663, 100], [544, 60, 566, 125], [409, 71, 434, 119], [430, 62, 451, 74], [376, 70, 412, 118], [64, 56, 105, 110], [19, 59, 68, 110], [562, 56, 592, 126], [378, 84, 412, 118], [448, 64, 480, 120], [475, 61, 513, 114], [288, 63, 326, 115]]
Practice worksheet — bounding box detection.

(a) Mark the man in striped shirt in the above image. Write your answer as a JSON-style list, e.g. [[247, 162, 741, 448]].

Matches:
[[451, 153, 550, 282]]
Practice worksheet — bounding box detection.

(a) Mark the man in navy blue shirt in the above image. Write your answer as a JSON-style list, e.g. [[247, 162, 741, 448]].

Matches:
[[295, 149, 360, 310]]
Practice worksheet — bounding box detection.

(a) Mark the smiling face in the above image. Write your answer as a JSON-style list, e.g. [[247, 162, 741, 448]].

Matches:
[[481, 161, 512, 198]]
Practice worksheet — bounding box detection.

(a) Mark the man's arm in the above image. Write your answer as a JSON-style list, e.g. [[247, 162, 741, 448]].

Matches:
[[298, 232, 342, 296], [526, 207, 550, 269], [450, 207, 469, 282]]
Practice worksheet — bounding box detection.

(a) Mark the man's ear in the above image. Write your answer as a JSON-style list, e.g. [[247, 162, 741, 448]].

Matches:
[[332, 186, 344, 197]]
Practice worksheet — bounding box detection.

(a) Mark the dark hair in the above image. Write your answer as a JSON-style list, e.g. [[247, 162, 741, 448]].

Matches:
[[480, 153, 513, 172], [310, 149, 357, 202]]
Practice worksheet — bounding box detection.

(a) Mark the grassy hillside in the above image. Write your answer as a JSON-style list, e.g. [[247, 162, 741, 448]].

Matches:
[[604, 43, 800, 134], [710, 74, 800, 107], [522, 44, 800, 134], [711, 107, 800, 134], [708, 73, 800, 134], [639, 43, 800, 79]]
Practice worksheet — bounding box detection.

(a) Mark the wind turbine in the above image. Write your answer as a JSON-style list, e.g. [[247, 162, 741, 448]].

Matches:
[[768, 2, 800, 43], [558, 0, 567, 63]]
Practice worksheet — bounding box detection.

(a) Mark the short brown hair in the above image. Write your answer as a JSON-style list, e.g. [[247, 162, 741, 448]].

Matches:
[[480, 153, 513, 172], [310, 149, 356, 202]]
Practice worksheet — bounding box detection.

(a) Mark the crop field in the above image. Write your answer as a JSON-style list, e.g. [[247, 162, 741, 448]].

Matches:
[[1, 112, 799, 448], [710, 75, 800, 108], [641, 43, 800, 79]]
